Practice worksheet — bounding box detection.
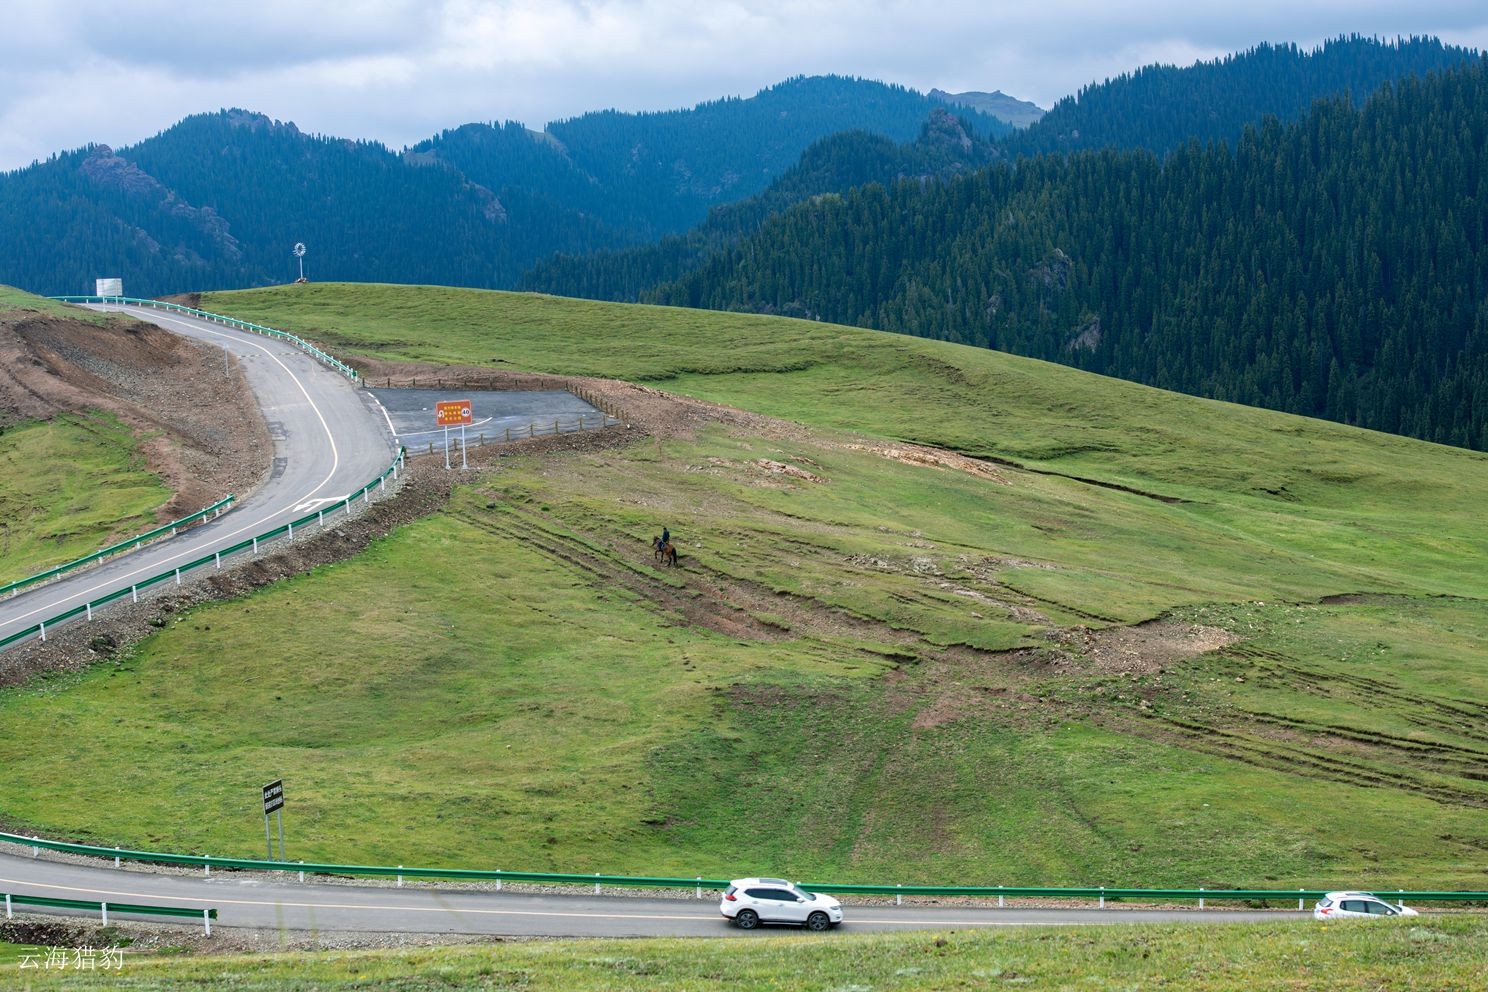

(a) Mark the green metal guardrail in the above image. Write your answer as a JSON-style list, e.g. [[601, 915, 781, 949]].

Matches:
[[4, 889, 217, 934], [48, 296, 360, 382], [1, 495, 234, 600], [0, 448, 405, 652], [4, 832, 1483, 909]]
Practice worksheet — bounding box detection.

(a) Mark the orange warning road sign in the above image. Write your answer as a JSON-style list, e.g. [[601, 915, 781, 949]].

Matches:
[[436, 400, 473, 427]]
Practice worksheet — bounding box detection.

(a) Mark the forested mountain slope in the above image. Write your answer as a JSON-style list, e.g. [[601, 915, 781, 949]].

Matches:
[[1005, 35, 1476, 157], [0, 77, 1006, 297], [520, 109, 998, 302], [420, 75, 1008, 240], [523, 36, 1479, 306], [652, 60, 1488, 450]]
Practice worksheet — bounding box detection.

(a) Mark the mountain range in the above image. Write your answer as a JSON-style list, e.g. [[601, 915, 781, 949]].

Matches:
[[1, 34, 1483, 450]]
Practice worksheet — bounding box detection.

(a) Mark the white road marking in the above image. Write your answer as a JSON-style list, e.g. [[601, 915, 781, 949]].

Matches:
[[293, 498, 348, 513], [0, 875, 1029, 927], [394, 416, 495, 440], [367, 391, 399, 440], [0, 306, 349, 629]]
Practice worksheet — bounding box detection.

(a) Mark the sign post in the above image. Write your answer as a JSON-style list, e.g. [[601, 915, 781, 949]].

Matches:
[[435, 400, 473, 470], [262, 780, 285, 861]]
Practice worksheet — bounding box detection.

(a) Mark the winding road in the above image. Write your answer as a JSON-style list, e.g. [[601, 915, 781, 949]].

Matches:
[[0, 303, 396, 648]]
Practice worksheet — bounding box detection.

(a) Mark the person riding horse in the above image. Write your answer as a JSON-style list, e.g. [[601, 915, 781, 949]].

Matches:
[[652, 532, 678, 567]]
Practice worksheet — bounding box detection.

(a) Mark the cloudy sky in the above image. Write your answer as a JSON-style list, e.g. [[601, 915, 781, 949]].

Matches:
[[2, 0, 1486, 172]]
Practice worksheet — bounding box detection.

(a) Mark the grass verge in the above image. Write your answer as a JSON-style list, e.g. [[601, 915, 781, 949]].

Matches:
[[9, 918, 1488, 991]]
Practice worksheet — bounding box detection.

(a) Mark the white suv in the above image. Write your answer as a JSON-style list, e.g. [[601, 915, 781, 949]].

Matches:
[[720, 878, 844, 931], [1313, 891, 1418, 920]]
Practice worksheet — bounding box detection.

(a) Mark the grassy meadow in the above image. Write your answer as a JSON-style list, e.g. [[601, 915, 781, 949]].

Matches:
[[0, 413, 170, 585], [0, 290, 169, 583], [9, 917, 1488, 991], [0, 283, 1484, 890]]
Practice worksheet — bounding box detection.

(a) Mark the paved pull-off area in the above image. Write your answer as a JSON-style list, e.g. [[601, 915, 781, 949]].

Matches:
[[369, 387, 609, 442], [0, 303, 396, 647], [0, 850, 1301, 937]]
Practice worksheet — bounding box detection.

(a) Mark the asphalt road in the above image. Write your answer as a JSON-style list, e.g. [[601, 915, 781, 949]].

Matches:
[[0, 849, 1304, 936], [370, 387, 609, 442], [0, 303, 397, 648]]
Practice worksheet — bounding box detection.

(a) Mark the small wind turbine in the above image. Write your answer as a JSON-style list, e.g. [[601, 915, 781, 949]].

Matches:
[[292, 242, 307, 282]]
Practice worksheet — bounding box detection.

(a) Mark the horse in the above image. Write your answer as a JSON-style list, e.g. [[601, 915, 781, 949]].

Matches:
[[652, 535, 678, 567]]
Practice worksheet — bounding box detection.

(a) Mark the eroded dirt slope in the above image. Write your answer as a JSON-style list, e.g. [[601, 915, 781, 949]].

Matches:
[[0, 308, 271, 518]]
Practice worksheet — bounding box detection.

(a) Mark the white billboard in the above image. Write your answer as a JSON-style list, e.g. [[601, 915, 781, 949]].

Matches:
[[95, 278, 123, 298]]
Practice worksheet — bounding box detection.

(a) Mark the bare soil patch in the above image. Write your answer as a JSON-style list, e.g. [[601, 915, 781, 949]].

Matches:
[[0, 309, 271, 519], [844, 440, 1010, 484], [1053, 620, 1239, 675]]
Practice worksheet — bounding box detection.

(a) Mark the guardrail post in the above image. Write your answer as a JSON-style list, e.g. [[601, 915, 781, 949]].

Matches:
[[31, 836, 38, 858], [215, 552, 222, 571], [896, 884, 902, 906], [86, 603, 92, 621], [171, 527, 177, 537], [495, 872, 501, 892], [299, 861, 304, 883], [397, 867, 403, 887], [288, 523, 294, 543], [1099, 886, 1105, 909], [175, 568, 181, 586], [252, 538, 258, 556], [100, 901, 108, 926], [1298, 889, 1304, 910], [595, 873, 601, 895], [4, 893, 10, 919], [203, 909, 211, 936], [38, 621, 45, 642], [131, 585, 137, 603], [115, 847, 121, 869], [696, 877, 702, 899], [205, 856, 210, 877], [998, 885, 1004, 908], [1199, 887, 1205, 910]]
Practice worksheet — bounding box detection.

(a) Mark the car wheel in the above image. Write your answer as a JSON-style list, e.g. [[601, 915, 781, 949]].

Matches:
[[735, 909, 759, 930], [806, 911, 830, 932]]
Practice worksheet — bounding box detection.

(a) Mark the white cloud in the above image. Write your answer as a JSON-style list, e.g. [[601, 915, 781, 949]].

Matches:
[[1, 0, 1485, 170]]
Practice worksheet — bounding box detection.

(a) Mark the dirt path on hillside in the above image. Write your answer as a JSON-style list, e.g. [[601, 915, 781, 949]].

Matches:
[[0, 308, 271, 519]]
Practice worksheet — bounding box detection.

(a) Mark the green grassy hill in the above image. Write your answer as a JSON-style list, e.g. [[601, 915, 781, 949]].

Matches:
[[0, 289, 170, 583], [0, 283, 1485, 891]]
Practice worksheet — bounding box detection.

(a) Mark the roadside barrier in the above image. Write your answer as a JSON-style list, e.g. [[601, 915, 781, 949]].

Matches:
[[406, 413, 620, 454], [0, 448, 405, 652], [48, 296, 360, 382], [1, 496, 234, 600], [3, 889, 216, 934], [4, 832, 1483, 910]]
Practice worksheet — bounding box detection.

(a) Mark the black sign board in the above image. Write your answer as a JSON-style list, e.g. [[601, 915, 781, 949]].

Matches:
[[262, 779, 285, 815]]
